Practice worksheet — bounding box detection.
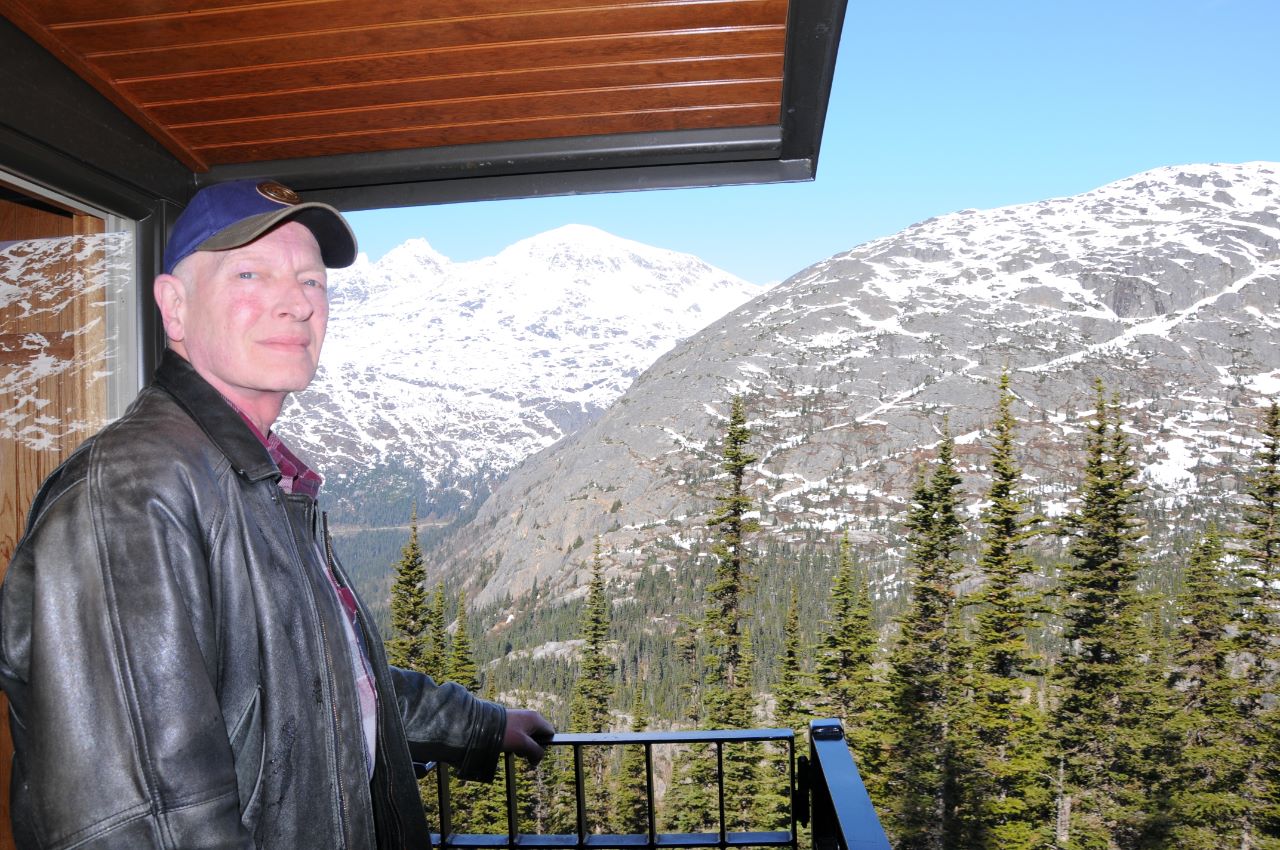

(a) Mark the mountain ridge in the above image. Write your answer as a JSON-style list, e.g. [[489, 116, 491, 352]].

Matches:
[[426, 161, 1280, 610]]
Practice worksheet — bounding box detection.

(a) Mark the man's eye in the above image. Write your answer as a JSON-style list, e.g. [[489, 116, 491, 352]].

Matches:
[[238, 271, 255, 280], [303, 278, 325, 289]]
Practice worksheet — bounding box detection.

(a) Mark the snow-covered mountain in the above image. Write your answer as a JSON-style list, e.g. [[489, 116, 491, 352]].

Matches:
[[430, 162, 1280, 608], [275, 224, 763, 518]]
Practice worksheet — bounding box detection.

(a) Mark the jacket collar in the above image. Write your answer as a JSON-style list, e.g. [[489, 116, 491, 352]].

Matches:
[[153, 350, 281, 484]]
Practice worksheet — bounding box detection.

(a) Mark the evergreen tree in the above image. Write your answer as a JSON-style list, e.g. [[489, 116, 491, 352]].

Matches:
[[1237, 401, 1280, 846], [1052, 382, 1155, 848], [704, 395, 760, 698], [450, 591, 480, 692], [761, 596, 804, 832], [662, 741, 720, 833], [1242, 401, 1280, 603], [814, 533, 886, 805], [386, 507, 429, 670], [1165, 528, 1249, 848], [885, 428, 965, 850], [774, 590, 813, 732], [519, 756, 558, 838], [424, 581, 449, 681], [613, 688, 652, 835], [552, 542, 616, 833], [726, 630, 780, 831], [667, 396, 765, 833], [451, 682, 511, 835], [953, 374, 1052, 849], [386, 508, 445, 824], [569, 542, 615, 735]]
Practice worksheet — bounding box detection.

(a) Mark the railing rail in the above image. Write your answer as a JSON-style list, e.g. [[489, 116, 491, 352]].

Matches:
[[420, 720, 887, 850]]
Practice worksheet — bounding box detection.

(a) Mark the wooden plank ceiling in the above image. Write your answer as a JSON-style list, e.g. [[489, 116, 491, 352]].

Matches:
[[0, 0, 789, 173]]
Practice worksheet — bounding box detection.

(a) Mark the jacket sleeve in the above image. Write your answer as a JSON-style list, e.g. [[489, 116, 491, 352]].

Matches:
[[0, 456, 252, 849], [389, 666, 507, 782]]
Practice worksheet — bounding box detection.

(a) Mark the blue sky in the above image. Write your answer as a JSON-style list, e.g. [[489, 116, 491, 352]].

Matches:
[[348, 0, 1280, 286]]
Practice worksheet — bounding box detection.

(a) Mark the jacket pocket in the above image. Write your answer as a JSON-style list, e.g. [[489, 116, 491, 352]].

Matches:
[[228, 685, 265, 826]]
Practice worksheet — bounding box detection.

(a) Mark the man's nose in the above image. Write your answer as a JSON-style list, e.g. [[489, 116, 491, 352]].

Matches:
[[276, 281, 315, 319]]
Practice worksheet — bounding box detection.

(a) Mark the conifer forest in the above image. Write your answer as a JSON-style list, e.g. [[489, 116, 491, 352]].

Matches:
[[382, 378, 1280, 850]]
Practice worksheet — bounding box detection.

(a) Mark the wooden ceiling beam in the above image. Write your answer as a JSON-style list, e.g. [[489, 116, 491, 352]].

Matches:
[[148, 56, 783, 125], [122, 28, 785, 104], [32, 0, 730, 28], [175, 80, 781, 144], [81, 4, 785, 76]]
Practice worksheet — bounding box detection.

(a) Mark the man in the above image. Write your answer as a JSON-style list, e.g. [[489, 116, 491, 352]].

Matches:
[[0, 180, 553, 848]]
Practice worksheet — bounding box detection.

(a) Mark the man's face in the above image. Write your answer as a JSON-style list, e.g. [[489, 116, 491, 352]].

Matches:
[[158, 221, 329, 414]]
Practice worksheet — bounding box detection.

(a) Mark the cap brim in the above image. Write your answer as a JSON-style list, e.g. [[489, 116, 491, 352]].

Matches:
[[195, 202, 358, 269]]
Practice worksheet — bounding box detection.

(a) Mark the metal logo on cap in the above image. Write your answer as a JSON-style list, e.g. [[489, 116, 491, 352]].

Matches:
[[257, 181, 301, 205]]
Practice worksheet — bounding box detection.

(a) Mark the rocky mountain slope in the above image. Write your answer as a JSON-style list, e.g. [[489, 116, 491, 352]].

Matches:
[[430, 162, 1280, 609], [274, 225, 762, 521]]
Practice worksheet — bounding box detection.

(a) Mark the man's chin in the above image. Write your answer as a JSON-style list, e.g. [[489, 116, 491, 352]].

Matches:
[[259, 360, 319, 394], [275, 375, 317, 395]]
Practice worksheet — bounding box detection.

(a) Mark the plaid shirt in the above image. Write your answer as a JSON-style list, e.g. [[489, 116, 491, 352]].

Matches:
[[234, 407, 379, 778]]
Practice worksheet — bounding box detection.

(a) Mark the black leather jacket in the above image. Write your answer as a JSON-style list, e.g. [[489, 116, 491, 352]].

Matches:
[[0, 352, 506, 849]]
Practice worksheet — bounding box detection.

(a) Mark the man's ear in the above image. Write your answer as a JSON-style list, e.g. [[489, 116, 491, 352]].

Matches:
[[154, 273, 187, 343]]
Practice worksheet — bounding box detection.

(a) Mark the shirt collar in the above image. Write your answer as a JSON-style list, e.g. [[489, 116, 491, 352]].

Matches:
[[227, 402, 324, 499]]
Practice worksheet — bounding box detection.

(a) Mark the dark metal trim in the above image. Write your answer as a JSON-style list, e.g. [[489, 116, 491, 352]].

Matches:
[[779, 0, 849, 171], [200, 126, 797, 212], [203, 126, 781, 190], [550, 729, 795, 745], [306, 157, 815, 213]]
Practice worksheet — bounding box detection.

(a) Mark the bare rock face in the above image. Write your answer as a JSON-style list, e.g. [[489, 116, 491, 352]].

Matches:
[[433, 162, 1280, 608]]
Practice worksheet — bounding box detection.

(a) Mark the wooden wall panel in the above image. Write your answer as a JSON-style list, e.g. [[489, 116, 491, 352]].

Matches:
[[0, 193, 70, 240], [0, 195, 110, 850], [0, 207, 107, 556]]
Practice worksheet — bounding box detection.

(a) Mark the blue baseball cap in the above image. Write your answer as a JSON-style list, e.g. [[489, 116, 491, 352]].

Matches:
[[163, 179, 358, 274]]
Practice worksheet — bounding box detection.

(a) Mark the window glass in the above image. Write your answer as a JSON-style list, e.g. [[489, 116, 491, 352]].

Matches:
[[0, 174, 137, 560]]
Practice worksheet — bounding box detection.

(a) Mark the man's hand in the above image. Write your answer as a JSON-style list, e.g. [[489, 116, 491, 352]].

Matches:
[[502, 709, 555, 766]]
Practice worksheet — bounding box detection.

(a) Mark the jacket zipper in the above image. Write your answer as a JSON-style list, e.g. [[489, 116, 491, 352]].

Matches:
[[302, 501, 352, 845], [322, 511, 405, 848]]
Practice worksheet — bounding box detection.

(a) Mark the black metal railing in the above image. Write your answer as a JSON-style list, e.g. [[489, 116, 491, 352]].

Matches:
[[804, 720, 890, 850], [419, 719, 889, 850]]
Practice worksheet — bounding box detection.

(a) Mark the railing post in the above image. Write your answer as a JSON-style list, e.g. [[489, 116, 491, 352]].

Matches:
[[788, 735, 799, 848], [574, 743, 587, 844], [438, 764, 453, 843], [808, 719, 891, 850], [716, 741, 727, 847], [644, 741, 657, 846], [504, 752, 519, 848]]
